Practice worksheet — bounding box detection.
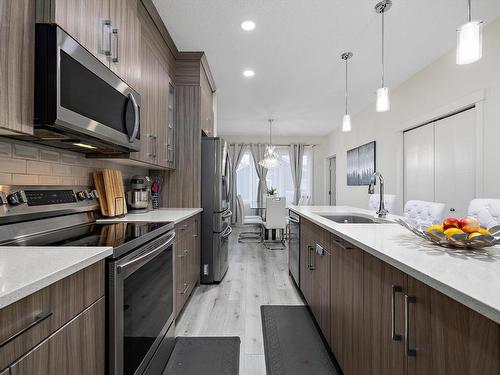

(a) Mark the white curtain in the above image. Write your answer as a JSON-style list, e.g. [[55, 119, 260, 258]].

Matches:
[[250, 144, 269, 207], [289, 144, 305, 205], [228, 144, 247, 224]]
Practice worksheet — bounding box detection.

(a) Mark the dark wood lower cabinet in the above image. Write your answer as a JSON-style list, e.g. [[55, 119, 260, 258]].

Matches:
[[9, 298, 105, 375], [330, 236, 363, 375], [361, 252, 407, 375], [298, 214, 500, 375], [175, 214, 201, 317], [407, 276, 500, 375]]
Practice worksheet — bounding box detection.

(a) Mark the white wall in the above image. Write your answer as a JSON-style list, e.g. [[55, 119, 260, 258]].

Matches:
[[319, 17, 500, 213], [221, 134, 327, 204]]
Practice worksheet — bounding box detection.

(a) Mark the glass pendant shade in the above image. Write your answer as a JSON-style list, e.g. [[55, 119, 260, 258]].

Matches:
[[376, 87, 390, 112], [342, 114, 352, 132], [258, 145, 281, 169], [456, 21, 483, 65]]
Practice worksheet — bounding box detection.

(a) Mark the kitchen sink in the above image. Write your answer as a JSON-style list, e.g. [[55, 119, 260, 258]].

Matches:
[[319, 214, 392, 224]]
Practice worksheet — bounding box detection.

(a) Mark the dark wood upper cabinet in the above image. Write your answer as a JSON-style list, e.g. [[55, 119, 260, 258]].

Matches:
[[0, 0, 35, 135], [407, 276, 500, 375], [109, 0, 141, 90], [40, 0, 110, 66]]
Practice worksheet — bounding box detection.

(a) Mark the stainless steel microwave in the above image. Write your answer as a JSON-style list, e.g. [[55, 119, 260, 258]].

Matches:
[[31, 24, 141, 154]]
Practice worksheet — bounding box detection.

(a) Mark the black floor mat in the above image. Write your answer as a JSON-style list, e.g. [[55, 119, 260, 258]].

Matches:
[[261, 305, 339, 375], [163, 336, 240, 375]]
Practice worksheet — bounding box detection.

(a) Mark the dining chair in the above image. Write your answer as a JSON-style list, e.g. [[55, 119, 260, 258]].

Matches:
[[467, 199, 500, 229], [237, 195, 263, 243], [262, 196, 287, 250], [403, 200, 446, 225], [368, 194, 397, 213]]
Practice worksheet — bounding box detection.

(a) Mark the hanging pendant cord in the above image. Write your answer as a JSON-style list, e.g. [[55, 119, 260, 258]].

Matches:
[[467, 0, 471, 22], [345, 58, 348, 115], [381, 10, 385, 88]]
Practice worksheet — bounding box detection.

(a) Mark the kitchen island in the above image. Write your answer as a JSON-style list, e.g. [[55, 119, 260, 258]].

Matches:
[[290, 205, 500, 375]]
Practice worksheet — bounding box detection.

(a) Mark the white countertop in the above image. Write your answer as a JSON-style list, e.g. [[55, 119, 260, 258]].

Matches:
[[0, 246, 112, 309], [289, 205, 500, 324], [97, 208, 202, 224]]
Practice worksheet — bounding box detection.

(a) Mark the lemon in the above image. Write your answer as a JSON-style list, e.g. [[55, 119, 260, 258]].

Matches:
[[427, 224, 444, 233], [478, 228, 492, 236], [468, 232, 483, 240], [444, 228, 464, 238]]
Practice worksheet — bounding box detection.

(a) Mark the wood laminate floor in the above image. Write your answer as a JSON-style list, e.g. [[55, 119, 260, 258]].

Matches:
[[175, 228, 304, 375]]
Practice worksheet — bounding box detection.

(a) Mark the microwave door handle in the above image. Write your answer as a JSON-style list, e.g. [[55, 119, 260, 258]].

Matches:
[[128, 92, 139, 142], [117, 232, 175, 273]]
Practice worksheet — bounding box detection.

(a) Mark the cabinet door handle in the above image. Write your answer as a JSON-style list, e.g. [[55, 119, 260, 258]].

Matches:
[[178, 283, 189, 295], [0, 311, 53, 347], [405, 294, 417, 356], [112, 28, 119, 62], [391, 285, 402, 341], [309, 246, 316, 271], [177, 249, 189, 258], [102, 20, 112, 56]]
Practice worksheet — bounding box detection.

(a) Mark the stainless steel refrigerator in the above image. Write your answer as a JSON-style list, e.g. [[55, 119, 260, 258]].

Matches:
[[201, 137, 232, 283]]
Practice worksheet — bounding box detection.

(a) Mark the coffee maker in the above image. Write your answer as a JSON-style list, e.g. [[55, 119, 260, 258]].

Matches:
[[126, 176, 152, 213]]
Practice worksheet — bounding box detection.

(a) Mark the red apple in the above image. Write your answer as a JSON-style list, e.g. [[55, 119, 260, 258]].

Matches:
[[443, 218, 460, 230], [459, 217, 480, 234]]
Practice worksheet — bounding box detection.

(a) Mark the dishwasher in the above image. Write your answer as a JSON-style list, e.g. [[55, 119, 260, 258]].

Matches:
[[288, 211, 300, 286]]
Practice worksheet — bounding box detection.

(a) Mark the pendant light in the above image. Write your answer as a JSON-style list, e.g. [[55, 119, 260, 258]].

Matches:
[[259, 119, 281, 169], [341, 52, 353, 132], [375, 0, 392, 112], [456, 0, 483, 65]]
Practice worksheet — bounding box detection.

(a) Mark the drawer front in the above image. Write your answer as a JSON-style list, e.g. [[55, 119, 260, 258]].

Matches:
[[9, 298, 105, 375], [0, 261, 104, 369]]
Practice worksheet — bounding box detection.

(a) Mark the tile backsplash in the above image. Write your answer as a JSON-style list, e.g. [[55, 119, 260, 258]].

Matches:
[[0, 138, 148, 186]]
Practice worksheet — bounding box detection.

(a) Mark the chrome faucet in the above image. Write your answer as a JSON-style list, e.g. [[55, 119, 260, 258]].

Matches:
[[368, 172, 388, 217]]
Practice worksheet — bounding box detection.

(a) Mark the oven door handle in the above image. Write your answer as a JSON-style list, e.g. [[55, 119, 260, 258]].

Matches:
[[128, 92, 140, 143], [117, 232, 175, 273]]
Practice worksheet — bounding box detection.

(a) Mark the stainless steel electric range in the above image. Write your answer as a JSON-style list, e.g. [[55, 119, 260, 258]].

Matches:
[[0, 185, 176, 375]]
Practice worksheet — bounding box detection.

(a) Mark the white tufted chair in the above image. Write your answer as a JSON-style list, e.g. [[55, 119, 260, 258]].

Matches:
[[403, 200, 446, 225], [467, 199, 500, 229], [368, 194, 397, 214]]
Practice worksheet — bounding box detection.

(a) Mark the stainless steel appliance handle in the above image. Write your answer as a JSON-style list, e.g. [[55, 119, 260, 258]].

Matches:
[[222, 209, 233, 218], [288, 216, 299, 224], [118, 232, 175, 271], [112, 28, 119, 62], [391, 285, 402, 341], [405, 294, 417, 356], [128, 93, 139, 142], [102, 20, 112, 56], [0, 311, 53, 347], [221, 226, 233, 238]]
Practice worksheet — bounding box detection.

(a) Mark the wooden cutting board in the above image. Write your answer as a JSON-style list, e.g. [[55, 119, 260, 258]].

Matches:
[[93, 169, 127, 217]]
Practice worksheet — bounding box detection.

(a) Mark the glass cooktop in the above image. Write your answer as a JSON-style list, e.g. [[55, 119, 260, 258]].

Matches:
[[1, 222, 170, 248]]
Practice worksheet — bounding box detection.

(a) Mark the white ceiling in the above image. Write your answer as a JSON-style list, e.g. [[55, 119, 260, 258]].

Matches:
[[153, 0, 500, 136]]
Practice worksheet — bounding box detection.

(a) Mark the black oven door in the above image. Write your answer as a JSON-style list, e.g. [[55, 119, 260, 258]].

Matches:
[[109, 230, 175, 375]]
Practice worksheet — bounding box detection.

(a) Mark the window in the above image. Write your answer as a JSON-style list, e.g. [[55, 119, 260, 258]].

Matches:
[[235, 146, 314, 205]]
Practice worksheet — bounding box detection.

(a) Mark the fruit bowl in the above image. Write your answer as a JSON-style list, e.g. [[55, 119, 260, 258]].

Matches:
[[395, 218, 500, 250]]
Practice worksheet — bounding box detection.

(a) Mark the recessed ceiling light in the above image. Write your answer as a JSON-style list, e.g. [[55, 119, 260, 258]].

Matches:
[[241, 21, 256, 31], [243, 70, 255, 78]]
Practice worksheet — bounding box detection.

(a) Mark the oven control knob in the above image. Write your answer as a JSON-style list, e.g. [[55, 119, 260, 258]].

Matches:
[[76, 191, 90, 200], [8, 191, 27, 206], [90, 190, 99, 199]]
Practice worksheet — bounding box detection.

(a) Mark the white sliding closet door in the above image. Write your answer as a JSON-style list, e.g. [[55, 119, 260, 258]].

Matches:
[[434, 109, 476, 218], [404, 124, 435, 203]]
